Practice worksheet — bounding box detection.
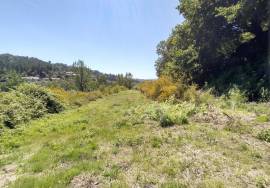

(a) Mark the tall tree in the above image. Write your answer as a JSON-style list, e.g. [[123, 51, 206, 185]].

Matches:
[[156, 0, 269, 100], [73, 60, 91, 92]]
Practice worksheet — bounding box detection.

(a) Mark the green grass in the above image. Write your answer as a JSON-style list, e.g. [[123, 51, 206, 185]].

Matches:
[[0, 91, 270, 187]]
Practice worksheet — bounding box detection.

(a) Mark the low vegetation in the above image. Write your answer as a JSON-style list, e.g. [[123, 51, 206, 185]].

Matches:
[[0, 90, 269, 187], [0, 83, 127, 130], [0, 0, 268, 187], [258, 129, 270, 143]]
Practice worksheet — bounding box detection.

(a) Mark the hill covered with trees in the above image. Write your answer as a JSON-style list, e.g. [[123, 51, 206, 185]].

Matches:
[[0, 53, 118, 81], [155, 0, 269, 101], [0, 54, 139, 91]]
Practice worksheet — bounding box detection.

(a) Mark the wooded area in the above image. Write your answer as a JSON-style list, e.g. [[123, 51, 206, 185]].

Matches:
[[155, 0, 269, 101]]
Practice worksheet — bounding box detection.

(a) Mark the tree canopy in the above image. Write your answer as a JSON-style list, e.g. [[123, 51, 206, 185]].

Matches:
[[156, 0, 269, 100]]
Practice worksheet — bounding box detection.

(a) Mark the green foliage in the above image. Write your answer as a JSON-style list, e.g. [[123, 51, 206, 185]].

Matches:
[[116, 73, 134, 89], [256, 115, 269, 123], [0, 71, 24, 91], [0, 83, 63, 128], [73, 60, 92, 92], [227, 87, 247, 110], [0, 91, 46, 128], [257, 129, 270, 143], [127, 101, 195, 127], [156, 0, 269, 101], [160, 114, 174, 127], [17, 83, 63, 113], [1, 91, 270, 187], [259, 87, 270, 102], [151, 137, 163, 148]]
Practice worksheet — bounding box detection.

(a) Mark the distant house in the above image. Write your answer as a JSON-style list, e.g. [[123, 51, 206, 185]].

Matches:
[[65, 72, 77, 77], [51, 78, 61, 81], [22, 76, 40, 82]]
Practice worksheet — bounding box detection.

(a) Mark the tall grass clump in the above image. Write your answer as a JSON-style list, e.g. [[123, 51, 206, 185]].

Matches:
[[257, 129, 270, 142], [126, 101, 196, 127], [226, 87, 247, 110]]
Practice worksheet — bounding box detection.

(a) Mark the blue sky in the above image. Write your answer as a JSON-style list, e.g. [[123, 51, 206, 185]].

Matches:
[[0, 0, 182, 79]]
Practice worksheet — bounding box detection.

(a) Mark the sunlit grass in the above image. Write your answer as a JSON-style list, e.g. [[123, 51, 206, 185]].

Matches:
[[0, 91, 270, 187]]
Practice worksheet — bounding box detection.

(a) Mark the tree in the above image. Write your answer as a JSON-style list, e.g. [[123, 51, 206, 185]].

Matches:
[[155, 0, 269, 100], [72, 60, 91, 92], [124, 72, 133, 89], [116, 73, 134, 89], [0, 71, 24, 91]]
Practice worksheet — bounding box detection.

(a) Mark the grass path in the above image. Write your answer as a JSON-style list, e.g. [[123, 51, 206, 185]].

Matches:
[[0, 91, 270, 187], [0, 91, 148, 187]]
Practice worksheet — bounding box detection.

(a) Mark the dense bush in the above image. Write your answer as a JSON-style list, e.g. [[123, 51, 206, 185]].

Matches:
[[155, 0, 269, 101], [18, 84, 63, 113], [137, 77, 177, 101], [0, 91, 46, 128], [0, 71, 24, 92], [160, 114, 174, 127], [137, 77, 216, 106], [0, 83, 63, 128]]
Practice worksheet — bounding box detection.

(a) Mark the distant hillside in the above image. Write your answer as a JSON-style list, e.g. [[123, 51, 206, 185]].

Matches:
[[0, 53, 118, 81]]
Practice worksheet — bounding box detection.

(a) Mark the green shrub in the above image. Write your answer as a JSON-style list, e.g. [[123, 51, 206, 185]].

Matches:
[[227, 87, 247, 109], [0, 71, 24, 92], [0, 84, 64, 128], [257, 129, 270, 142], [199, 89, 215, 105], [143, 104, 164, 121], [183, 84, 200, 104], [174, 114, 188, 125], [151, 137, 163, 148], [17, 83, 63, 113], [259, 87, 270, 102], [0, 91, 46, 128], [160, 114, 174, 127]]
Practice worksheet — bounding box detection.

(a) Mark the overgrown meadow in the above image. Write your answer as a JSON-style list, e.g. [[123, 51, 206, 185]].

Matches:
[[0, 79, 269, 187]]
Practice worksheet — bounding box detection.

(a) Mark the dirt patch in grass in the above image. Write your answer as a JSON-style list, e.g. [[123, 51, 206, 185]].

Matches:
[[70, 173, 101, 188], [0, 164, 18, 187]]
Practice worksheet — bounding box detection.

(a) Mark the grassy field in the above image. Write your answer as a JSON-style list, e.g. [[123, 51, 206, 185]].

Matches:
[[0, 91, 270, 188]]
